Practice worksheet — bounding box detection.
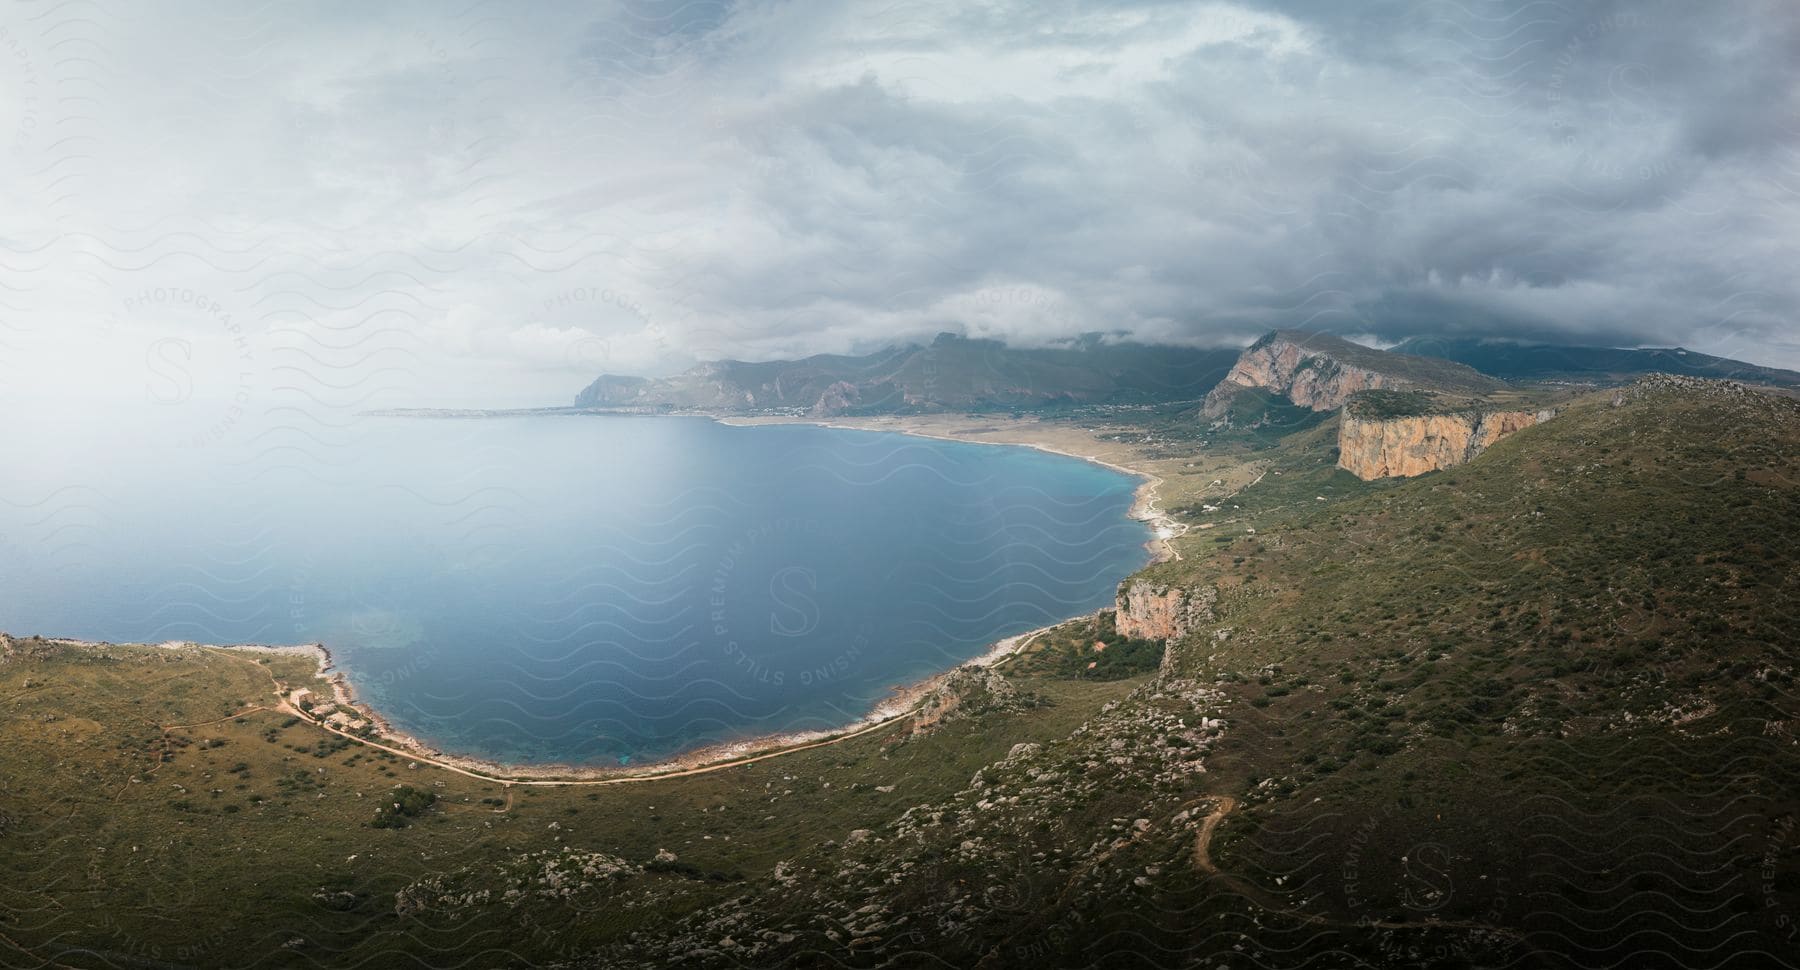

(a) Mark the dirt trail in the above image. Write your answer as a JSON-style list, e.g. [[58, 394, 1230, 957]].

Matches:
[[973, 791, 1231, 968], [1190, 797, 1532, 943], [161, 706, 268, 732], [111, 680, 274, 801], [1191, 795, 1237, 873]]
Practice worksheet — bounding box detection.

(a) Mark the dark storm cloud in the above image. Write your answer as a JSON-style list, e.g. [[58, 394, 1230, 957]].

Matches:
[[3, 0, 1795, 410], [622, 0, 1799, 367]]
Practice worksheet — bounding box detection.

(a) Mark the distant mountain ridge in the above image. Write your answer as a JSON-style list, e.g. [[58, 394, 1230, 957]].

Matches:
[[573, 329, 1799, 419], [574, 333, 1240, 415], [1391, 335, 1800, 386]]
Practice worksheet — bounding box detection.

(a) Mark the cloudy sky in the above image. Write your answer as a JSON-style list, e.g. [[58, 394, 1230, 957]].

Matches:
[[2, 0, 1797, 411]]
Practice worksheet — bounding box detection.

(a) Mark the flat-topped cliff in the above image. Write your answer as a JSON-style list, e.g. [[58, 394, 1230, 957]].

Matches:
[[1337, 406, 1555, 479]]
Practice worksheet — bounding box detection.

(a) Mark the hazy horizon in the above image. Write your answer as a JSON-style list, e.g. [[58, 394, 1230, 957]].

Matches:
[[4, 0, 1798, 419]]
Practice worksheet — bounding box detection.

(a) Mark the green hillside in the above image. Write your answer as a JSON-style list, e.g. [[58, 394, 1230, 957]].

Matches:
[[575, 333, 1239, 413], [1394, 334, 1800, 387], [578, 377, 1800, 967], [2, 377, 1795, 968]]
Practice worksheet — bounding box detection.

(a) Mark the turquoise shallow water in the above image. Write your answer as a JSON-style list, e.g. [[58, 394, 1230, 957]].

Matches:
[[0, 414, 1148, 765]]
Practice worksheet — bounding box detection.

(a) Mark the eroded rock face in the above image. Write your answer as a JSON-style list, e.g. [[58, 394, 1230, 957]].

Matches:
[[1337, 409, 1555, 479], [908, 666, 1022, 737], [810, 381, 862, 417], [394, 849, 640, 917], [1114, 581, 1216, 641], [1201, 334, 1399, 418]]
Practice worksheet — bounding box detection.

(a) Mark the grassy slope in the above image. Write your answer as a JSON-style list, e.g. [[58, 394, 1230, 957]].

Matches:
[[1393, 335, 1800, 388], [2, 379, 1796, 968], [0, 637, 1143, 968], [580, 380, 1797, 967], [1155, 380, 1800, 968]]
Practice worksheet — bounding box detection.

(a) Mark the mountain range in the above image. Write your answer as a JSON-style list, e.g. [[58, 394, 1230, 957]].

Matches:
[[575, 333, 1240, 416], [1393, 334, 1800, 385], [576, 329, 1800, 418]]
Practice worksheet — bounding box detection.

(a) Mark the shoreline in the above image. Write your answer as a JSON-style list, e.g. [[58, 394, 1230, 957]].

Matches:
[[708, 412, 1185, 563], [16, 411, 1173, 784], [334, 616, 1061, 783], [9, 620, 1070, 786], [349, 412, 1161, 780], [365, 405, 1185, 560]]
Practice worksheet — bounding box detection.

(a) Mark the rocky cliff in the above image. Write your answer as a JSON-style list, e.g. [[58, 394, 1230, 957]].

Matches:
[[1337, 407, 1555, 479], [1203, 334, 1393, 416], [1201, 330, 1504, 418], [1114, 580, 1216, 641], [810, 381, 862, 417]]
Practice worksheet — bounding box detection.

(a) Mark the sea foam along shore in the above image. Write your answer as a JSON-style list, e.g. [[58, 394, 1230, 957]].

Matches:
[[15, 416, 1167, 783]]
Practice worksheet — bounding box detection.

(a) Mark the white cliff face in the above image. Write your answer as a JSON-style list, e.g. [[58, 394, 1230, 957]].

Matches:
[[1202, 336, 1394, 417]]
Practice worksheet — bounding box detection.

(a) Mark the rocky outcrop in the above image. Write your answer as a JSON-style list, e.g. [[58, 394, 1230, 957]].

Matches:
[[907, 666, 1025, 736], [1337, 408, 1555, 479], [0, 633, 53, 662], [1203, 334, 1392, 416], [395, 849, 640, 917], [810, 381, 861, 417], [1201, 330, 1504, 419], [1115, 580, 1216, 641], [1615, 373, 1758, 404]]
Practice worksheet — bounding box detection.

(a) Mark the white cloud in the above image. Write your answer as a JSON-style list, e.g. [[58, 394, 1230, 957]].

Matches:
[[2, 0, 1796, 423]]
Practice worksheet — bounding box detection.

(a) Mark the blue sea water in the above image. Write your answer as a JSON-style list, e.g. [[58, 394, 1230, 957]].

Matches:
[[0, 414, 1148, 765]]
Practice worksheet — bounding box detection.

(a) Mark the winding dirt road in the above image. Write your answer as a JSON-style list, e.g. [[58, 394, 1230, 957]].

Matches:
[[1191, 795, 1238, 873], [1188, 796, 1532, 945]]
